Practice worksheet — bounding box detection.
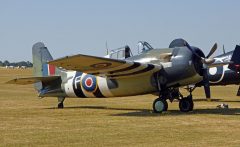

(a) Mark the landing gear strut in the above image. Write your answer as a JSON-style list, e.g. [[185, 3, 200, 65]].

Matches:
[[58, 97, 65, 109], [152, 87, 195, 113], [153, 73, 195, 113]]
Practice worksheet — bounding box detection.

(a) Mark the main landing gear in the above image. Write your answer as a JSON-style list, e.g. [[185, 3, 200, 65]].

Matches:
[[152, 88, 194, 113], [58, 97, 65, 109]]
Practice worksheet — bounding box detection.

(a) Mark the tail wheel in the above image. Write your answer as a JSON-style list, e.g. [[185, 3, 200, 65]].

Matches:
[[57, 97, 65, 109], [179, 97, 194, 112], [153, 98, 168, 113], [58, 102, 64, 109]]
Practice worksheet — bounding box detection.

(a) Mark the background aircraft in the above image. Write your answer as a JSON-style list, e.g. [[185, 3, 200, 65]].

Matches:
[[8, 39, 226, 113], [202, 45, 240, 98]]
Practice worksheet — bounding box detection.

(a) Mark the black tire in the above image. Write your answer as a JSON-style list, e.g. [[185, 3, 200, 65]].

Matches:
[[187, 96, 194, 111], [58, 102, 64, 109], [179, 97, 194, 112], [153, 98, 168, 113], [162, 100, 168, 111]]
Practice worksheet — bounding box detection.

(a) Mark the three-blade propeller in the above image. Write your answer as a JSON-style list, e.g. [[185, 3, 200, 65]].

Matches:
[[184, 41, 217, 100]]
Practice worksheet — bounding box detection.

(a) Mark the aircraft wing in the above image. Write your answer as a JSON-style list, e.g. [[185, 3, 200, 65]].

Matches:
[[6, 76, 60, 85], [48, 54, 162, 78]]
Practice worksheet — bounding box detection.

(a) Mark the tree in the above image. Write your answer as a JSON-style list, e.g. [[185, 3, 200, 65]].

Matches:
[[26, 61, 33, 67], [0, 60, 33, 67], [3, 60, 10, 66]]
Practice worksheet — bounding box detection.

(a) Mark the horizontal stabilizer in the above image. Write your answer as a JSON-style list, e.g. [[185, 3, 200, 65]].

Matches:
[[6, 76, 60, 85]]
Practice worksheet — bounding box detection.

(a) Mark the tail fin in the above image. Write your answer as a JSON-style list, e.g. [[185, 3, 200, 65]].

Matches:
[[32, 42, 61, 91], [228, 45, 240, 71], [32, 42, 56, 77]]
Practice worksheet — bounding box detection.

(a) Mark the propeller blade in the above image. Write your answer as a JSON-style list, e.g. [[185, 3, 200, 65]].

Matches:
[[206, 43, 217, 58], [202, 58, 215, 65], [237, 86, 240, 96], [204, 84, 211, 99], [202, 68, 211, 99], [184, 41, 203, 59]]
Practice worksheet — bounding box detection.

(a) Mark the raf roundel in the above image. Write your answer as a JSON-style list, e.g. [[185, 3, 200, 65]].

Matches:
[[81, 75, 97, 92], [90, 62, 112, 68]]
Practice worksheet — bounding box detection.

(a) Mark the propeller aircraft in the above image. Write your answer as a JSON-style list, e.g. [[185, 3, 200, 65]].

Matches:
[[202, 45, 240, 98], [8, 38, 227, 113]]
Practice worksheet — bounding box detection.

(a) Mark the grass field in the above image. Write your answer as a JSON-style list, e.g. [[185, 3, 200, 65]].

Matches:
[[0, 68, 240, 146]]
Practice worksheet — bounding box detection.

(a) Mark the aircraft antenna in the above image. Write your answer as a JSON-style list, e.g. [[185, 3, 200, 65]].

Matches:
[[106, 41, 109, 55], [223, 44, 226, 54]]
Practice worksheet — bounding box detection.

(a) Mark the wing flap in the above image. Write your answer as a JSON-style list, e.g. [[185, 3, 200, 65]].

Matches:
[[6, 76, 61, 85]]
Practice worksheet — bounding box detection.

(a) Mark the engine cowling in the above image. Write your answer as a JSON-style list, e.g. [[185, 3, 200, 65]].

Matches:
[[159, 39, 205, 87]]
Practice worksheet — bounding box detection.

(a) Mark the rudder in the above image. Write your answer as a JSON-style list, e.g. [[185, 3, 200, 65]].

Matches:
[[228, 45, 240, 71], [32, 42, 55, 77]]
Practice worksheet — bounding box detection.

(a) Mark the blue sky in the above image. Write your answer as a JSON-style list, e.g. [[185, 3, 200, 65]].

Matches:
[[0, 0, 240, 61]]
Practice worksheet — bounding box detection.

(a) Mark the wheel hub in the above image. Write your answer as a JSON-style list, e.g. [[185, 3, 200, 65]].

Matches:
[[155, 101, 164, 112]]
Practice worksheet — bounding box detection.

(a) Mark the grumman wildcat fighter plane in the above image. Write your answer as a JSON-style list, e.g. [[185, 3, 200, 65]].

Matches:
[[8, 39, 225, 113]]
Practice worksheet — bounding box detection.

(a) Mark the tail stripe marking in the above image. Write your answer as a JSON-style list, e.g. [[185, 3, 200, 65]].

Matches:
[[43, 64, 55, 76], [48, 64, 56, 75]]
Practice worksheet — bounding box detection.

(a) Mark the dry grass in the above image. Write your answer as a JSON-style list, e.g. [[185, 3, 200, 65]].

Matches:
[[0, 68, 240, 147]]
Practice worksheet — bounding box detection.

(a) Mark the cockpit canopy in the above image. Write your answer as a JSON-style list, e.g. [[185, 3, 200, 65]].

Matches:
[[138, 41, 154, 53], [107, 45, 132, 60], [106, 41, 154, 60]]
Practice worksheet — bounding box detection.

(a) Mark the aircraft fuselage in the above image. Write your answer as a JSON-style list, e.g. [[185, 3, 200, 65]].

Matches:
[[208, 51, 240, 85]]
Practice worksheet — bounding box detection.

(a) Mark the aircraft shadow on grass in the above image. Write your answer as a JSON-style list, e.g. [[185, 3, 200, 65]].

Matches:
[[111, 108, 240, 117], [47, 105, 240, 117], [193, 98, 240, 103]]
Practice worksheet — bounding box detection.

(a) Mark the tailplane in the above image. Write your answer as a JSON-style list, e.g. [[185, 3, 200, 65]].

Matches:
[[7, 42, 64, 98]]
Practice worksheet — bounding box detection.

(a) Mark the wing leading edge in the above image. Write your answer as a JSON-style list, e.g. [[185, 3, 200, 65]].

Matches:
[[48, 54, 162, 78]]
